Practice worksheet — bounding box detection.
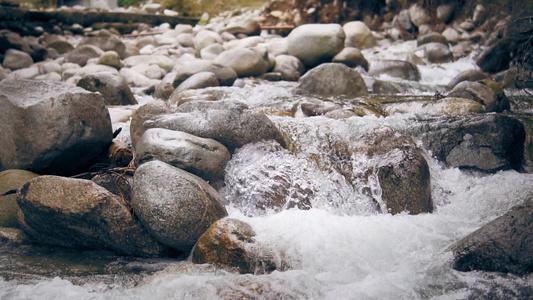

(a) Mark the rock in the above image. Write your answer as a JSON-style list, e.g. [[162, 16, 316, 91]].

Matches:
[[47, 40, 74, 54], [77, 72, 138, 106], [177, 33, 195, 48], [139, 100, 286, 152], [473, 4, 488, 25], [452, 197, 533, 275], [0, 80, 112, 175], [343, 21, 377, 50], [447, 80, 510, 112], [123, 55, 175, 72], [301, 99, 342, 116], [17, 176, 169, 256], [97, 51, 123, 69], [425, 42, 453, 64], [65, 44, 104, 66], [0, 227, 33, 246], [39, 61, 61, 74], [296, 63, 368, 97], [385, 97, 486, 116], [81, 35, 126, 58], [7, 67, 40, 80], [437, 4, 454, 23], [135, 128, 230, 182], [408, 4, 431, 27], [0, 169, 39, 228], [223, 19, 261, 36], [397, 9, 413, 31], [35, 72, 61, 81], [271, 54, 304, 81], [406, 114, 525, 172], [475, 38, 513, 73], [173, 71, 220, 93], [417, 32, 448, 47], [214, 48, 269, 78], [172, 60, 237, 88], [447, 69, 489, 89], [287, 23, 345, 67], [460, 20, 475, 32], [91, 172, 133, 204], [332, 47, 369, 70], [194, 30, 223, 55], [0, 30, 47, 62], [369, 60, 421, 81], [62, 64, 118, 81], [130, 100, 180, 147], [192, 218, 278, 274], [324, 109, 359, 119], [120, 67, 159, 87], [441, 27, 460, 44], [0, 67, 10, 80], [169, 88, 229, 106], [132, 160, 227, 252], [153, 72, 177, 100], [2, 49, 33, 70], [200, 43, 224, 60]]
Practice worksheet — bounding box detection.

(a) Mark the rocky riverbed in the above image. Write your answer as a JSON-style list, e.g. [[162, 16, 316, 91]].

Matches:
[[1, 0, 533, 298]]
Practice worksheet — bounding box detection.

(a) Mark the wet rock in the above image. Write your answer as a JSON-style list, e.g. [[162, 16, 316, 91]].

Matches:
[[324, 109, 359, 119], [332, 47, 369, 70], [0, 80, 112, 175], [424, 42, 453, 64], [0, 170, 39, 228], [272, 54, 305, 81], [214, 48, 269, 78], [417, 33, 448, 47], [139, 100, 286, 152], [172, 60, 237, 87], [343, 21, 377, 50], [369, 60, 421, 81], [65, 44, 104, 66], [192, 218, 278, 274], [476, 38, 514, 73], [132, 160, 227, 252], [0, 227, 33, 246], [452, 197, 533, 275], [97, 51, 123, 69], [135, 128, 230, 182], [406, 114, 525, 172], [174, 71, 219, 93], [77, 72, 138, 106], [130, 100, 180, 147], [296, 63, 368, 97], [80, 35, 126, 58], [91, 172, 133, 204], [17, 176, 169, 256], [447, 69, 489, 89], [287, 23, 345, 67], [153, 72, 177, 100], [385, 97, 486, 116], [447, 80, 510, 113], [301, 99, 342, 117], [2, 49, 33, 70]]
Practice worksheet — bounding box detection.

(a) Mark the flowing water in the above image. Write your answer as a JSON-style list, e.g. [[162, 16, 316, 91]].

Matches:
[[1, 40, 533, 299]]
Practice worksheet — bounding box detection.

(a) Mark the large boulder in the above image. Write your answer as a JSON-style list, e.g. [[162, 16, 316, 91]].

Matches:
[[0, 169, 39, 228], [192, 218, 278, 274], [172, 60, 237, 87], [17, 176, 169, 256], [452, 197, 533, 275], [405, 114, 525, 172], [2, 49, 33, 70], [214, 48, 269, 78], [342, 21, 377, 50], [76, 72, 138, 106], [64, 44, 104, 66], [295, 63, 368, 97], [287, 23, 345, 67], [369, 60, 421, 81], [132, 160, 228, 252], [273, 55, 305, 81], [135, 128, 230, 183], [138, 100, 286, 152], [0, 80, 113, 175], [447, 80, 510, 112]]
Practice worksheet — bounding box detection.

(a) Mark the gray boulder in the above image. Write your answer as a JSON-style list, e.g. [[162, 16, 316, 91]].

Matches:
[[174, 71, 219, 93], [295, 63, 368, 97], [0, 169, 39, 228], [65, 44, 104, 66], [369, 60, 421, 81], [214, 48, 269, 78], [77, 72, 138, 106], [2, 49, 33, 70], [332, 47, 369, 70], [138, 100, 286, 152], [0, 80, 113, 175], [132, 160, 228, 252], [135, 128, 230, 182], [452, 197, 533, 275], [272, 54, 305, 81], [17, 176, 169, 256], [130, 100, 180, 147], [287, 23, 345, 67], [172, 60, 237, 87]]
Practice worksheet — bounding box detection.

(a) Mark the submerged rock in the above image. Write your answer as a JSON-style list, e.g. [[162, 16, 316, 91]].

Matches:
[[0, 80, 113, 175], [17, 176, 169, 256], [132, 160, 228, 252], [452, 197, 533, 275], [295, 63, 368, 97]]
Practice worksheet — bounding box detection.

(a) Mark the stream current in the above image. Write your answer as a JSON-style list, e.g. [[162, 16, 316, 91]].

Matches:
[[1, 40, 532, 299]]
